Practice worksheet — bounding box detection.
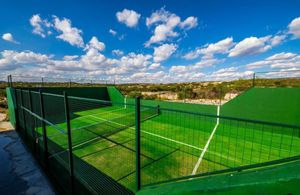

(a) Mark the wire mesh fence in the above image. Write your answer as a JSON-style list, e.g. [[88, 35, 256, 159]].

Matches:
[[7, 75, 115, 88], [12, 88, 300, 193], [14, 89, 134, 195], [254, 70, 300, 88]]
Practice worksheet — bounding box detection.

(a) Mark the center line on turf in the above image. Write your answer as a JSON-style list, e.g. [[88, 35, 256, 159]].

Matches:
[[191, 105, 220, 175]]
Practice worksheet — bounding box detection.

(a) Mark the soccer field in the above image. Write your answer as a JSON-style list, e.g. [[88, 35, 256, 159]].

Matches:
[[36, 96, 300, 191]]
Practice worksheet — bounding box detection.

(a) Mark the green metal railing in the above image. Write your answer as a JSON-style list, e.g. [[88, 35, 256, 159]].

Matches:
[[12, 88, 300, 194]]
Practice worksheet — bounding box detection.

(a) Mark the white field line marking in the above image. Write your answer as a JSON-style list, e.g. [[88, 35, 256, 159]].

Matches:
[[191, 105, 220, 175], [50, 107, 235, 161], [73, 136, 103, 149], [89, 115, 204, 151], [72, 110, 135, 131], [124, 96, 127, 109], [141, 130, 203, 151], [47, 108, 129, 138]]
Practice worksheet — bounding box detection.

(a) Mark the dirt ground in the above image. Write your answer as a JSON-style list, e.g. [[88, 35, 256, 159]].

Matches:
[[0, 113, 7, 122], [143, 92, 240, 105], [0, 121, 13, 131]]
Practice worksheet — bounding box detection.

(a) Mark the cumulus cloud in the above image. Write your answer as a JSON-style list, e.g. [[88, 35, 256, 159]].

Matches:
[[0, 48, 155, 79], [246, 52, 300, 70], [207, 67, 253, 81], [184, 37, 234, 60], [53, 16, 84, 48], [116, 9, 141, 28], [85, 36, 105, 52], [63, 55, 79, 61], [146, 8, 172, 27], [169, 57, 223, 78], [0, 50, 49, 70], [228, 35, 284, 57], [179, 16, 198, 30], [288, 17, 300, 39], [148, 63, 161, 70], [153, 43, 177, 62], [2, 33, 19, 44], [112, 49, 124, 56], [168, 65, 206, 82], [29, 14, 51, 38], [145, 8, 197, 46], [29, 14, 84, 48]]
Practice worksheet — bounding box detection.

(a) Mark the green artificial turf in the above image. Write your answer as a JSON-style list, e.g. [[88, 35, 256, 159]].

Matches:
[[31, 87, 300, 192], [37, 100, 300, 192]]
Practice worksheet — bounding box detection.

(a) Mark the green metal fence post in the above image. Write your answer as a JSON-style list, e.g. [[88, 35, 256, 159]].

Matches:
[[10, 75, 13, 88], [7, 75, 10, 87], [64, 92, 75, 194], [28, 90, 37, 153], [39, 90, 48, 163], [219, 87, 223, 105], [14, 88, 19, 130], [252, 73, 256, 87], [20, 89, 27, 141], [135, 97, 141, 192]]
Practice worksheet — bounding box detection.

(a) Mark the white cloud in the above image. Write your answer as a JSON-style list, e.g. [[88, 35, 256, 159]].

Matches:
[[109, 29, 117, 36], [169, 65, 188, 74], [29, 14, 51, 38], [116, 9, 141, 28], [63, 55, 79, 61], [0, 50, 49, 70], [104, 53, 152, 75], [112, 49, 124, 56], [228, 35, 283, 57], [266, 52, 296, 61], [119, 53, 152, 68], [129, 71, 166, 83], [0, 49, 155, 79], [146, 8, 172, 27], [168, 65, 206, 82], [2, 33, 19, 44], [180, 16, 198, 30], [53, 16, 84, 48], [207, 67, 253, 81], [288, 17, 300, 39], [148, 63, 160, 70], [194, 58, 224, 69], [153, 43, 177, 62], [169, 57, 223, 80], [270, 35, 286, 46], [145, 8, 197, 46], [183, 37, 234, 60], [246, 52, 300, 70], [0, 49, 259, 83], [85, 36, 105, 52]]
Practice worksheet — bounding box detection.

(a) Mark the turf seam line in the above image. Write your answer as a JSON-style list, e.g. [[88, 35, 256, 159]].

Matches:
[[192, 105, 220, 175]]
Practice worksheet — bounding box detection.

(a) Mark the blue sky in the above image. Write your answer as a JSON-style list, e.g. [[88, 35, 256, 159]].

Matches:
[[1, 0, 300, 82]]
